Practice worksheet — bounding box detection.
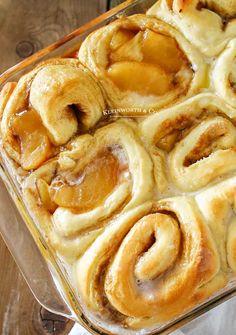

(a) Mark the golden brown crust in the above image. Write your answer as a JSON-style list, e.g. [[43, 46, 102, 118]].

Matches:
[[1, 4, 236, 334], [23, 121, 154, 261], [0, 58, 105, 170], [0, 82, 17, 122], [75, 197, 223, 328], [196, 176, 236, 272]]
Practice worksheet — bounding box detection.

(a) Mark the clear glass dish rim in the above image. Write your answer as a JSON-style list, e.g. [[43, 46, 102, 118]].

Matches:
[[0, 1, 235, 334]]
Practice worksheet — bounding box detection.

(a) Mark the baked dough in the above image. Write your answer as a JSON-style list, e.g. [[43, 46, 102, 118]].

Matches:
[[1, 3, 236, 334], [78, 14, 206, 114], [0, 58, 105, 170], [213, 38, 236, 108], [140, 93, 236, 193], [196, 175, 236, 273], [23, 121, 154, 261], [75, 196, 224, 328], [147, 0, 236, 57]]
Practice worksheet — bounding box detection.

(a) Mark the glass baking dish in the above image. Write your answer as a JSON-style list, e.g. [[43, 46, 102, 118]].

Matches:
[[1, 0, 236, 334]]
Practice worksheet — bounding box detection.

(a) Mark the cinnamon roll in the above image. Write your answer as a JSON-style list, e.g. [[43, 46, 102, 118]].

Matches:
[[75, 197, 223, 329], [140, 93, 236, 193], [213, 38, 236, 108], [78, 14, 206, 114], [2, 2, 236, 333], [23, 121, 154, 261], [147, 0, 236, 57], [0, 82, 17, 122], [196, 175, 236, 274], [0, 58, 105, 171]]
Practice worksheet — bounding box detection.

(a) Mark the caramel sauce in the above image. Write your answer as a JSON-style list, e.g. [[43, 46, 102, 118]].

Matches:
[[183, 125, 228, 167], [231, 81, 236, 94], [50, 150, 121, 212], [158, 131, 180, 152], [11, 108, 52, 170], [37, 179, 58, 213], [110, 29, 137, 51], [107, 28, 187, 96], [229, 65, 236, 93], [142, 30, 184, 73], [107, 62, 172, 96], [67, 50, 79, 58]]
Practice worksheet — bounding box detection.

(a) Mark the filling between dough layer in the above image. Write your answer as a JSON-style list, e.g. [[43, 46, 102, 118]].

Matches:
[[107, 28, 191, 96], [229, 58, 236, 92], [37, 148, 128, 214], [10, 108, 52, 170]]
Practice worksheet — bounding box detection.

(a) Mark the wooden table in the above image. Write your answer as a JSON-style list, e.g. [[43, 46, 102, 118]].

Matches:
[[0, 1, 122, 334]]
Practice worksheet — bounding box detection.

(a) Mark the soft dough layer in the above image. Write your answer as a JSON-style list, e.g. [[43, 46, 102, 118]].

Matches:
[[148, 0, 236, 57], [140, 93, 236, 193], [75, 197, 225, 328], [78, 14, 206, 114], [0, 58, 105, 170], [213, 39, 236, 108], [23, 121, 154, 261], [1, 2, 236, 334]]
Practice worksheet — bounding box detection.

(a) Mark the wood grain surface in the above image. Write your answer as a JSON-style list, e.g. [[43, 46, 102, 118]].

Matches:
[[0, 0, 123, 334], [0, 0, 107, 73]]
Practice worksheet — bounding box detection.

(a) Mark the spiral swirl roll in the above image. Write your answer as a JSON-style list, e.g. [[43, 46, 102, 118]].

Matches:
[[75, 197, 223, 328], [2, 2, 236, 333], [0, 58, 105, 170], [140, 93, 236, 193], [78, 14, 205, 114], [196, 175, 236, 273], [0, 82, 17, 123], [213, 39, 236, 108], [23, 121, 154, 261], [147, 0, 236, 56]]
